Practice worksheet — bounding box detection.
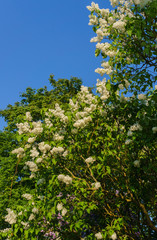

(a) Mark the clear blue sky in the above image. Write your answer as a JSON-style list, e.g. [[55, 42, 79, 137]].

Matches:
[[0, 0, 111, 130]]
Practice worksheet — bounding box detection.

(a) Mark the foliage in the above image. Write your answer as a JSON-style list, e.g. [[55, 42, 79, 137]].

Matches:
[[0, 0, 157, 239], [0, 76, 82, 231]]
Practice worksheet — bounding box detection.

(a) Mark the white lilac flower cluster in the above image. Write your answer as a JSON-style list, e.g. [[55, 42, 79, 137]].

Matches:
[[16, 118, 43, 136], [98, 43, 117, 58], [110, 232, 117, 240], [73, 116, 92, 128], [53, 133, 64, 141], [95, 232, 103, 239], [45, 117, 53, 128], [28, 137, 36, 144], [129, 123, 142, 132], [133, 160, 140, 167], [26, 112, 32, 121], [0, 228, 12, 233], [29, 213, 35, 221], [21, 221, 30, 230], [16, 122, 30, 135], [31, 121, 43, 135], [138, 93, 146, 100], [56, 203, 67, 216], [25, 161, 38, 172], [96, 78, 110, 101], [30, 147, 39, 159], [152, 127, 157, 133], [51, 147, 64, 155], [69, 99, 79, 111], [49, 104, 68, 124], [5, 209, 17, 225], [77, 86, 97, 105], [58, 174, 72, 185], [22, 193, 33, 200], [91, 182, 101, 189], [85, 157, 95, 164], [12, 147, 25, 158], [38, 142, 51, 153]]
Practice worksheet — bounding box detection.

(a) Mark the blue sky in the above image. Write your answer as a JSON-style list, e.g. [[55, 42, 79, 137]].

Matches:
[[0, 0, 111, 130]]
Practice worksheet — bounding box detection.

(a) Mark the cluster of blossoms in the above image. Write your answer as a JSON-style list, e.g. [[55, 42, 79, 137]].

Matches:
[[22, 193, 33, 200], [12, 147, 25, 158], [16, 120, 43, 135], [38, 142, 51, 153], [73, 116, 92, 128], [56, 203, 67, 217], [85, 157, 95, 164], [57, 174, 72, 185], [91, 182, 101, 189], [5, 208, 17, 225], [50, 146, 64, 155], [49, 103, 68, 124], [25, 161, 38, 172], [96, 78, 110, 100]]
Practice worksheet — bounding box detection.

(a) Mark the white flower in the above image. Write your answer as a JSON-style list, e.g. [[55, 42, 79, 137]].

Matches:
[[64, 176, 73, 185], [110, 0, 119, 7], [53, 133, 64, 141], [58, 174, 72, 185], [95, 232, 103, 239], [133, 160, 140, 168], [12, 147, 25, 158], [85, 157, 95, 164], [45, 118, 53, 127], [49, 104, 68, 124], [16, 122, 30, 135], [31, 121, 43, 135], [96, 78, 110, 100], [28, 137, 36, 144], [38, 142, 51, 153], [25, 161, 38, 172], [130, 123, 142, 131], [113, 20, 126, 32], [152, 127, 157, 133], [119, 84, 124, 90], [36, 157, 43, 163], [26, 112, 32, 121], [29, 213, 35, 221], [61, 208, 67, 216], [32, 207, 38, 214], [5, 209, 17, 225], [92, 182, 101, 189], [0, 228, 12, 233], [21, 221, 30, 230], [63, 150, 68, 157], [138, 94, 146, 100], [51, 146, 64, 155], [30, 173, 36, 178], [57, 203, 63, 211], [110, 232, 117, 240], [22, 193, 33, 200], [30, 147, 39, 159]]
